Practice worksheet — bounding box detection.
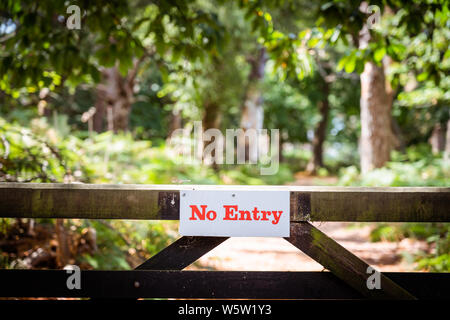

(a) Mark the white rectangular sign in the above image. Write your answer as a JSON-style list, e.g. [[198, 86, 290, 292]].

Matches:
[[179, 190, 290, 237]]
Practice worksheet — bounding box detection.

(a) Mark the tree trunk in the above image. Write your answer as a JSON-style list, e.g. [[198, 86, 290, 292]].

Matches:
[[202, 101, 222, 170], [240, 47, 266, 162], [358, 6, 392, 174], [391, 117, 406, 152], [202, 101, 221, 131], [445, 119, 450, 162], [360, 61, 392, 173], [168, 110, 182, 138], [55, 219, 71, 267], [307, 80, 330, 174], [93, 99, 105, 133], [429, 123, 446, 154], [94, 67, 135, 132], [93, 56, 146, 132], [383, 56, 403, 151]]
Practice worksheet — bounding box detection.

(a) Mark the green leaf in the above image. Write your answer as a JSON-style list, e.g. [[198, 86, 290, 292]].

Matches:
[[330, 29, 340, 43], [374, 47, 386, 62], [355, 58, 365, 74], [417, 72, 429, 82], [344, 54, 356, 73], [307, 38, 319, 48], [337, 56, 348, 71]]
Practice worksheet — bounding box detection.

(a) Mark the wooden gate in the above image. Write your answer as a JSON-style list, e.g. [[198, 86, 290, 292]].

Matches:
[[0, 183, 449, 299]]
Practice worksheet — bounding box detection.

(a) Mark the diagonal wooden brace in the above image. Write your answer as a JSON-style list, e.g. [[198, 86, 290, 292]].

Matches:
[[129, 237, 228, 300], [136, 236, 228, 270], [285, 222, 416, 300]]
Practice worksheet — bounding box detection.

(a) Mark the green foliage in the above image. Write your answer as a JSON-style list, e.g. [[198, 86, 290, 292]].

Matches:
[[262, 72, 313, 143], [370, 223, 450, 272], [83, 132, 222, 185], [315, 0, 450, 119], [129, 64, 170, 141], [370, 224, 402, 242], [75, 219, 176, 270], [0, 117, 88, 182], [220, 163, 295, 185], [370, 223, 446, 242], [416, 254, 449, 272], [338, 145, 450, 187], [1, 115, 299, 186], [339, 144, 449, 272], [235, 0, 315, 80], [0, 0, 226, 92]]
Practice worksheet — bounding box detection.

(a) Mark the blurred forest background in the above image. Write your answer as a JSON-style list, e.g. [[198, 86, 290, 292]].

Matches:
[[0, 0, 449, 273]]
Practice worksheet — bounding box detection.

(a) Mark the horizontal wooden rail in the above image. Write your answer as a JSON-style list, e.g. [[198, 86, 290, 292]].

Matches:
[[0, 183, 449, 222], [0, 270, 448, 299]]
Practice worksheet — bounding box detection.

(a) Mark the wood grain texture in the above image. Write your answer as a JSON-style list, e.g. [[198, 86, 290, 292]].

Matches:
[[286, 222, 416, 299], [0, 183, 448, 221], [301, 190, 450, 222], [0, 270, 447, 299]]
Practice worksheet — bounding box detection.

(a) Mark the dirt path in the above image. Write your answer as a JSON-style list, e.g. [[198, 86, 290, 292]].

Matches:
[[187, 176, 428, 272], [187, 222, 427, 272]]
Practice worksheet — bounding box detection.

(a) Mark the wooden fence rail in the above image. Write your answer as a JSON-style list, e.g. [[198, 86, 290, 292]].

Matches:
[[0, 183, 449, 300], [1, 183, 448, 221], [0, 270, 448, 299]]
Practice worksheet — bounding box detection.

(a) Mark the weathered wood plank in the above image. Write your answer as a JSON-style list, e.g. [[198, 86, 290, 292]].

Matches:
[[0, 184, 177, 220], [291, 190, 450, 222], [0, 270, 447, 299], [285, 222, 416, 299], [0, 183, 448, 221], [136, 236, 228, 270]]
